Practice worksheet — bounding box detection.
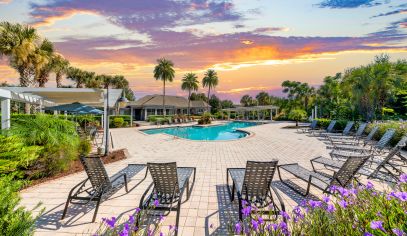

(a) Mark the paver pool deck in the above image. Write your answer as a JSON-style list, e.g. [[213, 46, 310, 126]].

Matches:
[[20, 121, 374, 235]]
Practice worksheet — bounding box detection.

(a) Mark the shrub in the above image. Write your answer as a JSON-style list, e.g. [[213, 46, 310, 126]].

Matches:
[[112, 117, 124, 128], [198, 112, 211, 125], [109, 115, 131, 127], [9, 114, 80, 178], [366, 121, 407, 146], [78, 138, 92, 156], [0, 176, 41, 236], [288, 109, 307, 126], [0, 135, 42, 178], [230, 175, 407, 235], [315, 118, 350, 131]]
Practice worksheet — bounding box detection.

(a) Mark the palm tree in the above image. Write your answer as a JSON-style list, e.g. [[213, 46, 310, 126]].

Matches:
[[35, 39, 55, 87], [181, 72, 199, 116], [67, 67, 94, 88], [52, 54, 70, 87], [0, 22, 40, 87], [202, 69, 219, 110], [153, 58, 175, 116]]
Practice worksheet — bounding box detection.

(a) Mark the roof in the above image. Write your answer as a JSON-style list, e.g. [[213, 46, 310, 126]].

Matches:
[[1, 87, 123, 108], [129, 94, 209, 108], [45, 102, 103, 114], [223, 105, 279, 112]]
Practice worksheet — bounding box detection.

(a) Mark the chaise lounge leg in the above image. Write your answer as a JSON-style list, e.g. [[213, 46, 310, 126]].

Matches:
[[92, 199, 101, 222], [61, 197, 70, 220]]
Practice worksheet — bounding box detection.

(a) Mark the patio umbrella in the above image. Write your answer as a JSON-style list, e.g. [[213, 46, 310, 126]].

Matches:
[[45, 102, 103, 114]]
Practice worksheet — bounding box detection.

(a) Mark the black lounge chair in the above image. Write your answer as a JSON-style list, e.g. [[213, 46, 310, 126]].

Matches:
[[277, 153, 371, 196], [311, 135, 407, 183], [226, 161, 285, 221], [298, 120, 318, 133], [61, 156, 147, 222], [330, 128, 395, 156], [311, 120, 336, 136], [137, 162, 196, 236]]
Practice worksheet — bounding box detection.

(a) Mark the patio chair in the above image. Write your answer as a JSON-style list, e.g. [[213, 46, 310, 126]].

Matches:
[[323, 121, 354, 137], [329, 122, 367, 143], [226, 161, 285, 221], [330, 128, 395, 157], [61, 156, 148, 222], [311, 120, 336, 136], [277, 153, 371, 196], [332, 125, 379, 146], [298, 119, 318, 133], [311, 135, 407, 183], [137, 162, 196, 236]]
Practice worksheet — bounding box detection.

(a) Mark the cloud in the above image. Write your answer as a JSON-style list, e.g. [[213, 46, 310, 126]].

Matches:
[[0, 0, 12, 4], [253, 27, 289, 34], [369, 17, 407, 37], [317, 0, 384, 8], [29, 0, 242, 30], [371, 8, 407, 18]]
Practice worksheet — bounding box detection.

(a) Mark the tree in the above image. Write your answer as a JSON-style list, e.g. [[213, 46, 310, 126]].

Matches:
[[209, 94, 221, 113], [52, 54, 69, 88], [240, 94, 254, 107], [256, 91, 271, 105], [221, 100, 234, 109], [153, 58, 175, 116], [67, 67, 94, 88], [288, 109, 307, 126], [181, 72, 199, 116], [282, 80, 315, 112], [35, 39, 55, 87], [190, 92, 208, 102], [202, 69, 219, 110]]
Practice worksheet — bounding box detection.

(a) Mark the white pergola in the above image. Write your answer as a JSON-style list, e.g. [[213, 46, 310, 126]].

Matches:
[[223, 105, 279, 121], [0, 87, 123, 154]]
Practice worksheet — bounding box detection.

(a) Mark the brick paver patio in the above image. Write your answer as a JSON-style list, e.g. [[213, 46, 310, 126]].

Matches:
[[20, 121, 364, 235]]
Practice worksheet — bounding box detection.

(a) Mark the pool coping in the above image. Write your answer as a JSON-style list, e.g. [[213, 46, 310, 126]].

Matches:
[[136, 122, 258, 142]]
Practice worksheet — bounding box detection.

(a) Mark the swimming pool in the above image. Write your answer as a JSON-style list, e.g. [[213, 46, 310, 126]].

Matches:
[[142, 121, 260, 141]]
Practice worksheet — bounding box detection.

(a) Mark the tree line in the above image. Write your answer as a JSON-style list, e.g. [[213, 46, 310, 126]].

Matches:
[[237, 55, 407, 121], [0, 22, 135, 100]]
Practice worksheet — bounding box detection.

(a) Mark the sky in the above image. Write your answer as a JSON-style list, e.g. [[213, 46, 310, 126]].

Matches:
[[0, 0, 406, 102]]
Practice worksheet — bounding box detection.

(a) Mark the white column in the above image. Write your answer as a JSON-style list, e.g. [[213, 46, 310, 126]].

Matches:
[[1, 98, 10, 129], [270, 109, 273, 121], [144, 109, 148, 120], [155, 109, 157, 115], [130, 107, 133, 126], [103, 93, 108, 149], [314, 106, 318, 119]]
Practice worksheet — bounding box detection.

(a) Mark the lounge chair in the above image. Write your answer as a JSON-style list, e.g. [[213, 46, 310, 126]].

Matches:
[[323, 121, 354, 137], [61, 156, 147, 222], [137, 162, 196, 236], [226, 161, 285, 220], [311, 120, 336, 136], [332, 125, 379, 147], [277, 153, 371, 196], [311, 135, 407, 183], [330, 128, 395, 157], [298, 120, 318, 133], [329, 122, 367, 143]]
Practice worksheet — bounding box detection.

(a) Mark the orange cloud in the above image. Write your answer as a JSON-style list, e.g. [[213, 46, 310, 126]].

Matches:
[[32, 9, 98, 27]]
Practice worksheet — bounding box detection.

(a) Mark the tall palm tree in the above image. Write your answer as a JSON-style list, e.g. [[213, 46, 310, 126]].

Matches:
[[153, 58, 175, 116], [52, 54, 70, 87], [202, 69, 219, 110], [181, 72, 199, 116], [35, 39, 55, 87]]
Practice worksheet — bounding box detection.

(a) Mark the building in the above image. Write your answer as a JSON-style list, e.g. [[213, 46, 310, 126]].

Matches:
[[128, 95, 209, 120]]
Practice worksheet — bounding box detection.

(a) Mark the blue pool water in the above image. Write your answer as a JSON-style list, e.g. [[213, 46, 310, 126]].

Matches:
[[142, 121, 260, 141]]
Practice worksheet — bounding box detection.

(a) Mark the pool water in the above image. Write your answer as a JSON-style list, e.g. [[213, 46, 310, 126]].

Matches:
[[142, 121, 260, 141]]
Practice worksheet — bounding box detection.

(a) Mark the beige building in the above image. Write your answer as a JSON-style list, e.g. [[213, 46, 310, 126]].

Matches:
[[128, 95, 209, 120]]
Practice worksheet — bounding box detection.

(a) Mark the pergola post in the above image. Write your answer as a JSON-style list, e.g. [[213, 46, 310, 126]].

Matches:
[[270, 109, 273, 121], [1, 98, 10, 130], [103, 90, 109, 155], [130, 107, 133, 126], [144, 109, 148, 120]]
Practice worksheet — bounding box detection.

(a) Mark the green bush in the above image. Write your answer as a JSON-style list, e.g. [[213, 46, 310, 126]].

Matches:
[[366, 121, 407, 146], [78, 138, 92, 156], [9, 114, 80, 178], [315, 118, 349, 130], [198, 112, 211, 125], [112, 117, 124, 128], [0, 176, 40, 236], [0, 135, 42, 178]]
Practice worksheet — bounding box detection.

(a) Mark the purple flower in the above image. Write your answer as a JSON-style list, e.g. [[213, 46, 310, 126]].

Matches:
[[159, 214, 165, 222], [370, 221, 385, 232], [339, 199, 348, 208], [392, 228, 405, 236], [309, 200, 322, 209], [349, 188, 358, 195], [395, 192, 407, 201], [280, 211, 291, 220], [400, 174, 407, 183], [128, 215, 135, 225], [241, 200, 248, 206], [364, 233, 373, 236], [258, 216, 264, 224], [135, 207, 141, 214], [322, 196, 330, 203], [159, 232, 164, 236], [271, 223, 278, 231], [119, 224, 129, 236], [327, 204, 336, 213], [366, 181, 374, 190], [242, 206, 251, 217], [251, 219, 259, 231], [235, 223, 242, 234], [153, 199, 160, 207], [102, 217, 116, 228], [337, 187, 350, 197]]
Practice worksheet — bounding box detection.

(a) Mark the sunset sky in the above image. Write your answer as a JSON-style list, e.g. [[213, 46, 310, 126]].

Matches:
[[0, 0, 406, 102]]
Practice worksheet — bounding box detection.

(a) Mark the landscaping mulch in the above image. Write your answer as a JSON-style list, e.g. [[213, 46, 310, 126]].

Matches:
[[24, 149, 127, 189]]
